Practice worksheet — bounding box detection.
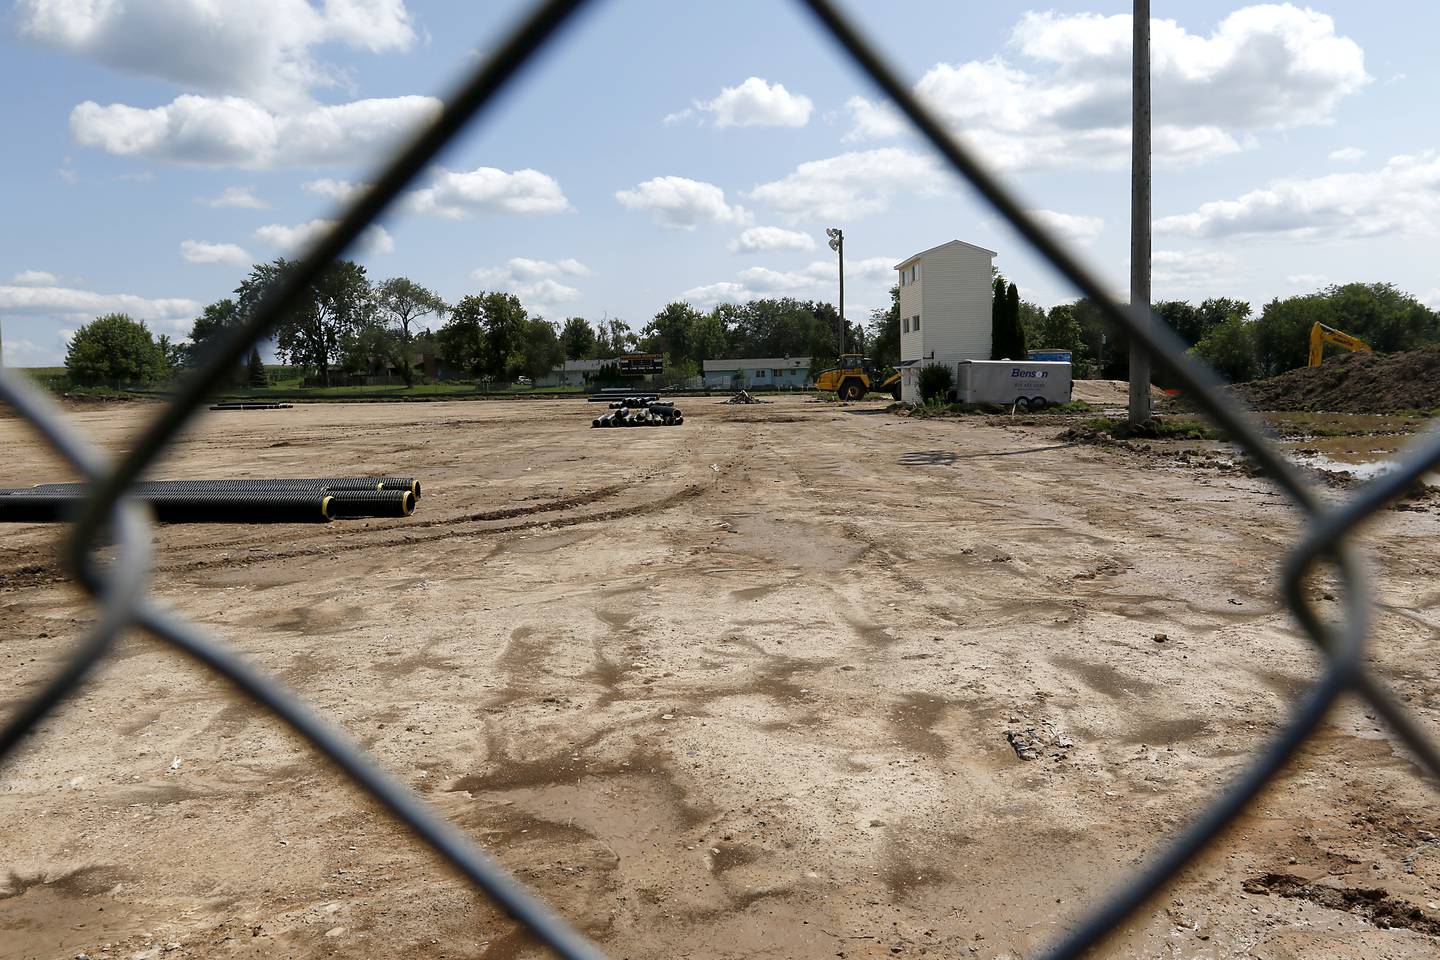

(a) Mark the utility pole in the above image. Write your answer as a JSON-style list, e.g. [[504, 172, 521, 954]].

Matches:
[[827, 227, 845, 353], [1128, 0, 1152, 424]]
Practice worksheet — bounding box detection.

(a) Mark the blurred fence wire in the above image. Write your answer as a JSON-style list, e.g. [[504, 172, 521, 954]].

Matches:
[[3, 1, 1439, 957]]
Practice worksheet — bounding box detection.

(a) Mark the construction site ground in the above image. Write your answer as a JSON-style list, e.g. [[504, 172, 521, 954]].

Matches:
[[3, 395, 1440, 960]]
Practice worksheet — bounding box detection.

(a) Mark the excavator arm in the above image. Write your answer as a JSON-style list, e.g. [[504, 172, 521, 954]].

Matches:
[[1308, 322, 1373, 368]]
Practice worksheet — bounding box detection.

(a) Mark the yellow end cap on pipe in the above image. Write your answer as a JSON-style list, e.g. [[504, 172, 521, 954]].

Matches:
[[401, 491, 415, 516], [320, 495, 334, 520]]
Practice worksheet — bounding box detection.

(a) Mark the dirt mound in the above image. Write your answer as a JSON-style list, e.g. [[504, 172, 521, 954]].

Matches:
[[1234, 347, 1440, 413], [1072, 379, 1166, 405]]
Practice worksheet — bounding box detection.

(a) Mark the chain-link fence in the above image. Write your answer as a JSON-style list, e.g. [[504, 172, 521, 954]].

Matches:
[[3, 1, 1439, 958]]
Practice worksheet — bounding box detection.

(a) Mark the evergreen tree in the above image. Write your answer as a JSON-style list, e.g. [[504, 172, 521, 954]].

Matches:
[[1005, 282, 1025, 360], [990, 276, 1006, 360], [246, 347, 267, 387]]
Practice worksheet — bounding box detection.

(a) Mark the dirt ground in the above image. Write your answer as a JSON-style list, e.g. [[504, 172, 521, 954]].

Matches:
[[3, 395, 1440, 960]]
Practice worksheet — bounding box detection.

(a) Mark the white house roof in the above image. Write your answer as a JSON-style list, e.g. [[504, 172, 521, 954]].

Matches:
[[703, 357, 810, 372], [894, 239, 998, 271]]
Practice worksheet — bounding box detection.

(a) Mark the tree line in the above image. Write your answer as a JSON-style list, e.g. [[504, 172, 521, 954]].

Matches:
[[60, 257, 1440, 389]]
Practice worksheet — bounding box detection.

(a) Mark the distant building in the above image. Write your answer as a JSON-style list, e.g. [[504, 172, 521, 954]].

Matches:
[[702, 357, 811, 389], [537, 358, 605, 388], [894, 239, 997, 402]]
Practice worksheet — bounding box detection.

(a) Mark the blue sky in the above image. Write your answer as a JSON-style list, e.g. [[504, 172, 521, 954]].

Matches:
[[3, 0, 1438, 366]]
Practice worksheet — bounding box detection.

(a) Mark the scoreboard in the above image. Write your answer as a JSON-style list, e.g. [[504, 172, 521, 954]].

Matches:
[[617, 353, 664, 375]]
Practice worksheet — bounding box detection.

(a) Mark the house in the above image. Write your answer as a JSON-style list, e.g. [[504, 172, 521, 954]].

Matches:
[[537, 358, 605, 388], [894, 239, 997, 402], [702, 357, 811, 390]]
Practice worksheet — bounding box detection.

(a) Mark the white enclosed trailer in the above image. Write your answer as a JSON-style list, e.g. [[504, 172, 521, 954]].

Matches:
[[954, 359, 1072, 408]]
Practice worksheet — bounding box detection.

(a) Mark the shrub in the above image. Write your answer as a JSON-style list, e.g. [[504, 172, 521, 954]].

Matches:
[[64, 313, 166, 388], [918, 363, 954, 403]]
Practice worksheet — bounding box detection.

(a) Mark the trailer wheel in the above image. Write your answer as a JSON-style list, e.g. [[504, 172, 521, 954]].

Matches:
[[1028, 396, 1048, 411], [838, 379, 865, 402], [1013, 397, 1030, 412]]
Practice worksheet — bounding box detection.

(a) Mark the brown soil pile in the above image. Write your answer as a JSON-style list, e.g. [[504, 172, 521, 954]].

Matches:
[[1234, 346, 1440, 413]]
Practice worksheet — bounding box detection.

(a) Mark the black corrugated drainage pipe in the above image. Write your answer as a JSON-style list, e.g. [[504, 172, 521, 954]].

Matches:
[[0, 491, 334, 523], [32, 477, 422, 499], [325, 490, 416, 518]]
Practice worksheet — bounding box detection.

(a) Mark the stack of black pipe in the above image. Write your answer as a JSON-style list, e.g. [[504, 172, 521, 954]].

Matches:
[[592, 401, 683, 428], [209, 402, 293, 411], [0, 476, 420, 524]]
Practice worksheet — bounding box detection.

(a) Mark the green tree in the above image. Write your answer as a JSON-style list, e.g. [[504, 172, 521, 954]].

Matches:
[[155, 334, 184, 375], [560, 317, 596, 360], [437, 292, 529, 380], [246, 347, 268, 387], [64, 313, 166, 387], [643, 301, 706, 366], [594, 317, 637, 359], [689, 310, 728, 364], [1004, 283, 1025, 359], [867, 285, 901, 367], [186, 297, 244, 368], [990, 276, 1007, 360], [342, 320, 404, 377], [373, 277, 446, 385], [918, 363, 954, 404], [436, 295, 487, 378], [1192, 315, 1258, 383], [515, 317, 566, 381], [237, 258, 371, 386]]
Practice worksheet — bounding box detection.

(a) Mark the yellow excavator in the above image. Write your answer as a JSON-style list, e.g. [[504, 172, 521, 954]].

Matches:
[[813, 354, 902, 401], [1308, 322, 1372, 367]]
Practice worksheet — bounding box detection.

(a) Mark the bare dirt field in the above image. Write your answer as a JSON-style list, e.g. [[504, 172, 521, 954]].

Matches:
[[3, 395, 1440, 960]]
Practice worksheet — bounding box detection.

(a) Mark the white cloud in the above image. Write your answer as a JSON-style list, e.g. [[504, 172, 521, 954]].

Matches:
[[472, 258, 590, 314], [180, 240, 252, 266], [1, 337, 60, 366], [844, 5, 1366, 171], [17, 0, 416, 110], [71, 94, 441, 168], [1153, 250, 1238, 288], [0, 283, 199, 334], [682, 255, 895, 306], [304, 177, 364, 201], [730, 226, 816, 254], [1286, 273, 1327, 287], [1328, 147, 1367, 163], [200, 186, 267, 208], [748, 148, 946, 220], [1155, 152, 1440, 241], [10, 270, 60, 286], [1028, 209, 1104, 245], [616, 176, 749, 230], [255, 219, 394, 255], [667, 77, 813, 128], [677, 281, 757, 308], [405, 166, 570, 218]]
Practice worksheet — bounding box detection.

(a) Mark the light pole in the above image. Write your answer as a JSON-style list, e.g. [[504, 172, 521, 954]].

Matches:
[[826, 227, 844, 353], [1129, 0, 1152, 423]]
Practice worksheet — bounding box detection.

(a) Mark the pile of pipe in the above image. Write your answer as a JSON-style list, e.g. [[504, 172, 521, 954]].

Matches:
[[210, 402, 293, 411], [0, 476, 420, 524], [592, 401, 683, 428], [725, 390, 769, 404]]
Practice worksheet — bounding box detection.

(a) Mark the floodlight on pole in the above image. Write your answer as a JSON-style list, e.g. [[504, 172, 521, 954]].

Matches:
[[826, 227, 844, 351]]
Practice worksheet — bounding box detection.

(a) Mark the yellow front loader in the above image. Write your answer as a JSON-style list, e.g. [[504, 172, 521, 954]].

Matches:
[[1308, 322, 1372, 367], [813, 354, 902, 401]]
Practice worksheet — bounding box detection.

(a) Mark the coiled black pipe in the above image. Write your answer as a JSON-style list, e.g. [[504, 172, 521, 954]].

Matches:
[[325, 490, 415, 518], [645, 403, 680, 417], [0, 491, 334, 523], [32, 477, 422, 499]]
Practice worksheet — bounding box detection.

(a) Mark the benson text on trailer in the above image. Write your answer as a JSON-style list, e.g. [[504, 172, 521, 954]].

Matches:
[[955, 359, 1072, 410]]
